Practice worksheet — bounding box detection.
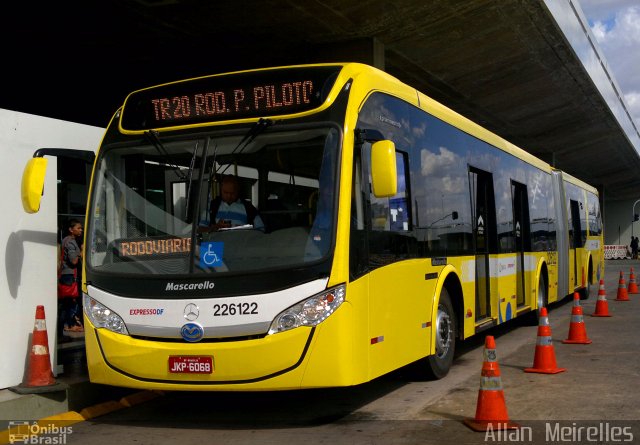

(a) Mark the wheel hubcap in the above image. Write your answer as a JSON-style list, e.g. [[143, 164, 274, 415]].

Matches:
[[435, 306, 452, 358]]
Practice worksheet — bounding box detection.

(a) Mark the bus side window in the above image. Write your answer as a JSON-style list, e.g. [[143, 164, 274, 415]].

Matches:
[[370, 151, 410, 232], [365, 150, 414, 267]]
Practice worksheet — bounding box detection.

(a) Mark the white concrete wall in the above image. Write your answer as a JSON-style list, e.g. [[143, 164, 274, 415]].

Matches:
[[0, 109, 103, 389], [604, 198, 640, 247]]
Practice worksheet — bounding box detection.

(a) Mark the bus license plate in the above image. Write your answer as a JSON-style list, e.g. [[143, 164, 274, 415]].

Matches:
[[168, 356, 213, 374]]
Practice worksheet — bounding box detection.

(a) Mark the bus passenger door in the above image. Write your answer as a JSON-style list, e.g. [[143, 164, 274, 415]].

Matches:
[[512, 181, 530, 307], [469, 168, 495, 322], [569, 199, 582, 290]]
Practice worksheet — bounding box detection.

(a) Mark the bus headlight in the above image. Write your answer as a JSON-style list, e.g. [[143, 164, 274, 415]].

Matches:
[[268, 284, 345, 334], [83, 294, 129, 335]]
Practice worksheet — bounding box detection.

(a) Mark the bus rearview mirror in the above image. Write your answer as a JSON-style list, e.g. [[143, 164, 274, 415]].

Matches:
[[371, 140, 397, 198], [21, 157, 48, 213]]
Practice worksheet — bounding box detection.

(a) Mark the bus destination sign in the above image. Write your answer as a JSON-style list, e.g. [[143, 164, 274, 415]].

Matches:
[[121, 66, 342, 131], [113, 236, 191, 261]]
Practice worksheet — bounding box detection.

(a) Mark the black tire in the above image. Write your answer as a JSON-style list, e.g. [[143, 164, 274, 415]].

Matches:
[[580, 267, 592, 300], [529, 273, 548, 325], [580, 282, 591, 300], [424, 289, 456, 379]]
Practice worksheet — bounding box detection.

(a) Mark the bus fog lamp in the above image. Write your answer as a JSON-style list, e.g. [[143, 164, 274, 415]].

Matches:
[[268, 284, 345, 334], [83, 294, 129, 335]]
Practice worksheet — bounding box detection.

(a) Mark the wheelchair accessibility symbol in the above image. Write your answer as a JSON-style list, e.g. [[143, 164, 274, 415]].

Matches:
[[200, 242, 223, 267]]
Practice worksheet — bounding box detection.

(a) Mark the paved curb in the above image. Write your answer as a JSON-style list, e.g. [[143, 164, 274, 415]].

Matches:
[[0, 391, 163, 445]]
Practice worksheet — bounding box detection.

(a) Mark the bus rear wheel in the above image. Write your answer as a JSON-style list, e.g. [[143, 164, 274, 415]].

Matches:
[[580, 267, 592, 300], [530, 272, 548, 325], [425, 289, 456, 379]]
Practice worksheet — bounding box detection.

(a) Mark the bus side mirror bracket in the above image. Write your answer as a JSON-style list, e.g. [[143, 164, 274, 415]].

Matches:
[[355, 128, 385, 145], [371, 140, 397, 198], [21, 148, 95, 214]]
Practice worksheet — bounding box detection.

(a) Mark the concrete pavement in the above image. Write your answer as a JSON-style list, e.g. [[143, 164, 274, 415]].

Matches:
[[421, 259, 640, 422]]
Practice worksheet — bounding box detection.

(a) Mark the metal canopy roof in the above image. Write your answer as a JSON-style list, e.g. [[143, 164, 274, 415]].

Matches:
[[5, 0, 639, 199]]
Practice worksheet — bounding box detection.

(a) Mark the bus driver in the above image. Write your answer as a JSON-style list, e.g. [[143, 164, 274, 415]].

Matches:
[[200, 175, 264, 232]]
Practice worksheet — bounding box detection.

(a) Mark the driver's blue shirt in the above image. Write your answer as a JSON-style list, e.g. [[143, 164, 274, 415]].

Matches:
[[215, 200, 264, 230]]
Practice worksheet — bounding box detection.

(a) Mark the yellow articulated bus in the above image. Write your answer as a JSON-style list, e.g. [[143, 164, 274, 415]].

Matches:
[[21, 63, 603, 390]]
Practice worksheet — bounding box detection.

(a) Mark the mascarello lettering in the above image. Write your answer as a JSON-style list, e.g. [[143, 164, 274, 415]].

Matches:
[[166, 281, 215, 291]]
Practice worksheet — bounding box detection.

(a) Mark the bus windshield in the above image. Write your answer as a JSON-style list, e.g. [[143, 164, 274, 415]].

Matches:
[[88, 124, 340, 276]]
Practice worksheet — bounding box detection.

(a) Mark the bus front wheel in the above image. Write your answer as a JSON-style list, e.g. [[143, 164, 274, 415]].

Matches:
[[425, 289, 456, 379]]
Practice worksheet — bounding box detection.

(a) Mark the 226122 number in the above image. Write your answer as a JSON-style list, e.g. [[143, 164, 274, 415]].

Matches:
[[213, 302, 258, 316]]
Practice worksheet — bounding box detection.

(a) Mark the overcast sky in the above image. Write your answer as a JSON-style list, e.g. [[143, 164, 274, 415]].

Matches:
[[579, 0, 640, 127]]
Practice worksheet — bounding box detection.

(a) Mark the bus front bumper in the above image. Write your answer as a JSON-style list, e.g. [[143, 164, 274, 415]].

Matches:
[[83, 302, 356, 391]]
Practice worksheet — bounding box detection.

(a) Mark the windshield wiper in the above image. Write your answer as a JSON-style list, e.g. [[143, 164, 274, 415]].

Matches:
[[144, 130, 187, 180], [218, 118, 274, 176], [184, 140, 200, 220]]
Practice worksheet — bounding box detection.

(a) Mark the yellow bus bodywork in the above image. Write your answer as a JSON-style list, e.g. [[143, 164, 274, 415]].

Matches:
[[78, 63, 602, 390]]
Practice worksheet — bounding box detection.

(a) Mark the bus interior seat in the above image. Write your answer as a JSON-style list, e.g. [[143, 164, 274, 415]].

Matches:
[[262, 197, 290, 232]]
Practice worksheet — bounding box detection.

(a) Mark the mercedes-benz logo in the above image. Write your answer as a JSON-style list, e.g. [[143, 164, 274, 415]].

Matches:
[[183, 303, 199, 321]]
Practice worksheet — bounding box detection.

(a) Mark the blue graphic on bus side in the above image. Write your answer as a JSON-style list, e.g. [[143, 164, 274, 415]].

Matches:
[[200, 242, 223, 268]]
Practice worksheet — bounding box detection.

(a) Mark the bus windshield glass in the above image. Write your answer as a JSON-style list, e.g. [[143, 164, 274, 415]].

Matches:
[[87, 124, 340, 276]]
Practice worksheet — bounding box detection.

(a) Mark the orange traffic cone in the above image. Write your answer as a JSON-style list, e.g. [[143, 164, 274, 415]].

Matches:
[[628, 267, 639, 294], [10, 306, 68, 394], [616, 271, 630, 301], [591, 279, 612, 317], [562, 293, 592, 344], [524, 307, 566, 374], [464, 336, 519, 432]]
